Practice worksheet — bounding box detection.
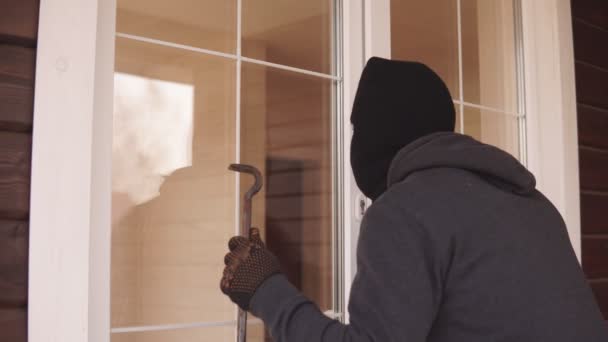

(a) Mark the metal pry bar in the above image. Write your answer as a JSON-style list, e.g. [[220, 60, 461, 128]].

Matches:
[[228, 163, 263, 342]]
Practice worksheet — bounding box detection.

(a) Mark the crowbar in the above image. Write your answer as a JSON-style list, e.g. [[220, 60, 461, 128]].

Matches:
[[228, 163, 263, 342]]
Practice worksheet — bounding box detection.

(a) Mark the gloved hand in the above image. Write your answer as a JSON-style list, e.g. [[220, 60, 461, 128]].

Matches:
[[220, 228, 282, 310]]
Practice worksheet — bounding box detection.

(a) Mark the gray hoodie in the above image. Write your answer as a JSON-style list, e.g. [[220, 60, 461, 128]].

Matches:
[[250, 132, 608, 341]]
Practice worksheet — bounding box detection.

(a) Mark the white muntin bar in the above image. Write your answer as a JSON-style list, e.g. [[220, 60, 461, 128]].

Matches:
[[234, 0, 243, 238], [240, 56, 342, 81], [453, 99, 524, 118], [235, 1, 244, 340], [110, 318, 264, 334], [456, 0, 465, 134], [237, 0, 242, 56], [115, 32, 342, 82], [116, 32, 239, 60]]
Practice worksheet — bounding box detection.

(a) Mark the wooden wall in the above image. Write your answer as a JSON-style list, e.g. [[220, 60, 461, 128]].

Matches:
[[263, 66, 333, 310], [0, 0, 39, 341], [573, 0, 608, 321]]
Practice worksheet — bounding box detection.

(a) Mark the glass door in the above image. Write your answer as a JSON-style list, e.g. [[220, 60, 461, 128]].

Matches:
[[110, 1, 342, 341]]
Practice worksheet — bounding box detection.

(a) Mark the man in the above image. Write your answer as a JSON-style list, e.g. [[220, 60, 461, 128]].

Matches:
[[220, 57, 608, 341]]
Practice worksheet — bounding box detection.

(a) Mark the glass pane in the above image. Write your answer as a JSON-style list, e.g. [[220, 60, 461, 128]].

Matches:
[[463, 106, 520, 158], [242, 0, 334, 74], [116, 0, 237, 54], [111, 325, 235, 342], [390, 0, 460, 99], [462, 0, 517, 112], [240, 62, 334, 339], [112, 37, 236, 327]]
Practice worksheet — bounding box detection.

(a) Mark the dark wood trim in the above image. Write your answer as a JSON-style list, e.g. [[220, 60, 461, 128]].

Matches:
[[0, 2, 38, 341], [581, 192, 608, 234], [573, 0, 608, 321], [583, 236, 608, 279], [0, 45, 36, 133], [578, 104, 608, 150], [572, 0, 608, 32], [579, 147, 608, 191], [575, 61, 608, 111], [573, 19, 608, 70], [0, 220, 28, 308], [0, 306, 27, 342], [0, 0, 40, 47], [0, 132, 31, 220]]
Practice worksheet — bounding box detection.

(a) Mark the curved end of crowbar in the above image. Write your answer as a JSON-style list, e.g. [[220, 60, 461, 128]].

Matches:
[[229, 163, 263, 198]]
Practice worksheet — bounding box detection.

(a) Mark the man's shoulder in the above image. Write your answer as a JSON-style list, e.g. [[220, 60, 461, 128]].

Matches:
[[361, 184, 433, 238]]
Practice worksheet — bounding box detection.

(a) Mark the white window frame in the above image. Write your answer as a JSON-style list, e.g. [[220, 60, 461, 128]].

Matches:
[[28, 0, 579, 341]]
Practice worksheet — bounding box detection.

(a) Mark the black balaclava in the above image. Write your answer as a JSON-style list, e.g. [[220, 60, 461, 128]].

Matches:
[[350, 57, 456, 200]]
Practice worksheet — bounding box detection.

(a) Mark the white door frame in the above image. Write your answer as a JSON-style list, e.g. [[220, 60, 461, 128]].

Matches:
[[27, 0, 579, 341], [28, 0, 116, 341], [340, 0, 365, 323], [519, 0, 581, 259]]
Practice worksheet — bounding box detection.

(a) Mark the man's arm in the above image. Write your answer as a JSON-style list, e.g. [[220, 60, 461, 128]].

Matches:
[[246, 199, 445, 342], [250, 274, 370, 341]]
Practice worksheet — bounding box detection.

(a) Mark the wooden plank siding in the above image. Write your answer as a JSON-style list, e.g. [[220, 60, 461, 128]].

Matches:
[[572, 19, 608, 71], [0, 0, 39, 47], [572, 0, 608, 31], [0, 132, 32, 219], [581, 192, 608, 235], [579, 147, 608, 192], [575, 62, 608, 110], [0, 45, 36, 132], [578, 105, 608, 150], [0, 0, 39, 340], [583, 236, 608, 279], [573, 0, 608, 321], [590, 280, 608, 319]]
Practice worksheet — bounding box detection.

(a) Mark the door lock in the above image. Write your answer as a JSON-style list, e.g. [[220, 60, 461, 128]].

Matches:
[[355, 193, 369, 221]]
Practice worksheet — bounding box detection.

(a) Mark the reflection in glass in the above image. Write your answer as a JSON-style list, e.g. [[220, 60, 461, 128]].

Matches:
[[463, 106, 520, 158], [241, 62, 334, 341], [390, 0, 459, 98], [113, 73, 194, 207], [242, 0, 334, 74], [116, 0, 237, 53], [111, 36, 236, 340], [462, 0, 517, 112]]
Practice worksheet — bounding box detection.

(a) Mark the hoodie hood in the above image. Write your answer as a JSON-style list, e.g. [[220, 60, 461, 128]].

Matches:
[[387, 132, 536, 195]]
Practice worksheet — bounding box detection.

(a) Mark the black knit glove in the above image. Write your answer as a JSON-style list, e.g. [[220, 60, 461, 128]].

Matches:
[[220, 228, 282, 310]]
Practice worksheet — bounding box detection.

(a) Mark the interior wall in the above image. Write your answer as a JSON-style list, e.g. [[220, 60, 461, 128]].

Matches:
[[390, 0, 459, 97], [391, 0, 519, 157], [467, 0, 519, 157], [0, 1, 39, 341], [572, 0, 608, 321]]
